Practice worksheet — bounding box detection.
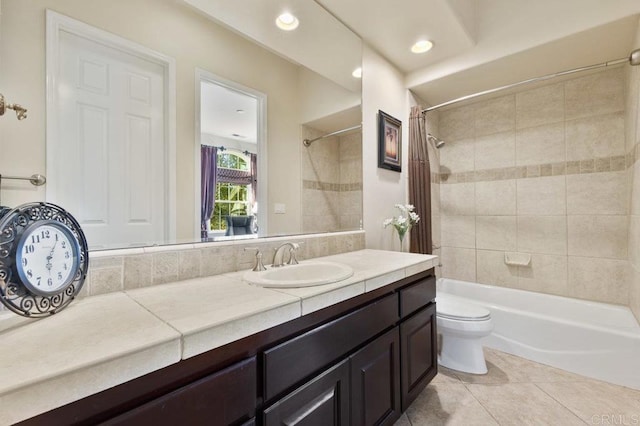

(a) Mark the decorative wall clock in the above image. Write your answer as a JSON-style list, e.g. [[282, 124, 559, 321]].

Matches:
[[0, 202, 88, 317]]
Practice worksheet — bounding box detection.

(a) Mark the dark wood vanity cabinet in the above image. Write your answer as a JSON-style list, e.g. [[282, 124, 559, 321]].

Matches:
[[102, 357, 257, 426], [350, 328, 401, 425], [21, 269, 437, 426]]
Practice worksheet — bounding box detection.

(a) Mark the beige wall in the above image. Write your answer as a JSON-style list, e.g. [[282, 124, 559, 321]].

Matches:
[[627, 23, 640, 322], [0, 0, 302, 239], [437, 66, 631, 305], [362, 45, 410, 250]]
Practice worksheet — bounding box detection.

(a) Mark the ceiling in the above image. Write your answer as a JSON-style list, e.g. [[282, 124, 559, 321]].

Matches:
[[201, 81, 258, 144], [317, 0, 640, 106]]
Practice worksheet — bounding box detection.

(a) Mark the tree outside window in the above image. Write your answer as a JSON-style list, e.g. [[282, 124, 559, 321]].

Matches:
[[210, 151, 252, 232]]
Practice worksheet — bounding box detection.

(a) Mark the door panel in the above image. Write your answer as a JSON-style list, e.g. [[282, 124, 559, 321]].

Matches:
[[400, 304, 437, 411], [350, 328, 401, 426], [53, 29, 166, 249]]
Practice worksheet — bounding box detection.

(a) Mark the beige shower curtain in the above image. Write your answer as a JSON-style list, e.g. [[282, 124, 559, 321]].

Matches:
[[408, 105, 432, 254]]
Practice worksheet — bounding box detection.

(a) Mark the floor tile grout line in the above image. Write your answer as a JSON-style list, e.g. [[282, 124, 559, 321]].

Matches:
[[462, 382, 503, 425], [533, 383, 590, 425]]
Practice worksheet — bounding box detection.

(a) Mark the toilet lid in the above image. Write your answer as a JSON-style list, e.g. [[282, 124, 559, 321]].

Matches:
[[436, 294, 491, 321]]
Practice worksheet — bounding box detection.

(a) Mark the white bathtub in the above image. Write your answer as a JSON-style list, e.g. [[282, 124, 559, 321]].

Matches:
[[437, 278, 640, 390]]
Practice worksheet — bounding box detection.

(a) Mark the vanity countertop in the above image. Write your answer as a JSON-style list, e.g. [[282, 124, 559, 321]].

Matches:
[[0, 249, 437, 425]]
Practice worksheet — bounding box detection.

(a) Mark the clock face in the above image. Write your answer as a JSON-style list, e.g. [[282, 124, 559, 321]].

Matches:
[[16, 221, 80, 296]]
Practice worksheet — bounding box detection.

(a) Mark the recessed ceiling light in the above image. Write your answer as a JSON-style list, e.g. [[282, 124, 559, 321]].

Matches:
[[276, 13, 299, 31], [236, 109, 245, 114], [411, 40, 434, 54], [352, 67, 362, 79]]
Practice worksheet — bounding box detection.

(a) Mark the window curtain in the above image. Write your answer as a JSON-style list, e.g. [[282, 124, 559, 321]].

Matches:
[[217, 168, 252, 185], [250, 153, 257, 205], [200, 145, 218, 238], [408, 105, 433, 254]]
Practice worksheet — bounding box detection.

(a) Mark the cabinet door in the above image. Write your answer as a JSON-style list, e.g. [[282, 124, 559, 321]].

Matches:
[[400, 304, 437, 411], [350, 328, 401, 426], [103, 357, 256, 426], [263, 359, 350, 426]]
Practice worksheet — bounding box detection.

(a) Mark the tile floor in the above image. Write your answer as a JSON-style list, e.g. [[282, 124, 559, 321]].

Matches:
[[395, 348, 640, 425]]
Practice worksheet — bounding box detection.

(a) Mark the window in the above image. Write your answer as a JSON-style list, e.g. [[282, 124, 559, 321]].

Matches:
[[210, 152, 252, 232]]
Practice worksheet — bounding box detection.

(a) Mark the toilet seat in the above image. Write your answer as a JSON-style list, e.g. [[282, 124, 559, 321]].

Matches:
[[436, 294, 491, 321]]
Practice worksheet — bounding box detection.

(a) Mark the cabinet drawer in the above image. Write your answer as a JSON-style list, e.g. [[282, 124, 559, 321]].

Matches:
[[399, 275, 435, 318], [264, 294, 399, 402], [263, 359, 350, 426], [103, 357, 256, 426]]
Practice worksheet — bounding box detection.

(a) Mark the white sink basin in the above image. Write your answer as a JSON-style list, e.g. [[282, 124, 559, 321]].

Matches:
[[243, 261, 354, 288]]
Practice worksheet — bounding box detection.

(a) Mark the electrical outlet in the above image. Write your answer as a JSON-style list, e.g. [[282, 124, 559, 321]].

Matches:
[[274, 203, 286, 214]]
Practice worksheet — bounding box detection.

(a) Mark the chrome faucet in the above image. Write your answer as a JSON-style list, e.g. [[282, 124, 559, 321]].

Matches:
[[272, 242, 300, 267]]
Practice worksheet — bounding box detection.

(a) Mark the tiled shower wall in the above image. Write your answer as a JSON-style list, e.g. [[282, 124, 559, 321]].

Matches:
[[627, 50, 640, 321], [435, 66, 631, 305], [301, 126, 363, 233]]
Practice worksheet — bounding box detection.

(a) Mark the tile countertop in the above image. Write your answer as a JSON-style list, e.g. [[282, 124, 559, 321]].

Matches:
[[0, 249, 437, 425]]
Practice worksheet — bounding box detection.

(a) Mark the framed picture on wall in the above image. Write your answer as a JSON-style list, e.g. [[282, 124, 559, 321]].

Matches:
[[378, 110, 402, 172]]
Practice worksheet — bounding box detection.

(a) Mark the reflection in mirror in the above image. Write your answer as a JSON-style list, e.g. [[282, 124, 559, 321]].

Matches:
[[0, 0, 362, 250], [197, 72, 266, 241]]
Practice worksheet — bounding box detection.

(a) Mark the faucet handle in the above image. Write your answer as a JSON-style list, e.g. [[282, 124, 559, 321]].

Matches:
[[244, 247, 267, 271], [287, 243, 300, 265]]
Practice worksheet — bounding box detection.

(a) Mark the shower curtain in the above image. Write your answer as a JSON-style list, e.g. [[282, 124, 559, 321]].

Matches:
[[408, 106, 433, 254]]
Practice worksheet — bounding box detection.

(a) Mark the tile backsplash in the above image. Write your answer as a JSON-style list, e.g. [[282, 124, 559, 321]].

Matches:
[[83, 231, 365, 299]]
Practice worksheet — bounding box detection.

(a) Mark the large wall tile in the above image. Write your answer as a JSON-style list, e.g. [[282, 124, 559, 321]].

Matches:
[[441, 183, 475, 216], [476, 216, 516, 251], [439, 104, 475, 141], [440, 137, 475, 173], [477, 249, 518, 287], [632, 162, 640, 216], [517, 216, 567, 255], [565, 67, 624, 121], [431, 214, 442, 247], [625, 66, 640, 153], [565, 112, 625, 161], [568, 257, 629, 305], [476, 180, 516, 215], [441, 247, 476, 282], [516, 254, 568, 297], [475, 95, 515, 137], [515, 122, 565, 166], [566, 172, 628, 215], [475, 131, 516, 170], [431, 182, 441, 216], [630, 264, 640, 323], [628, 215, 640, 268], [441, 215, 476, 248], [516, 176, 566, 215], [567, 215, 627, 259], [515, 83, 564, 129]]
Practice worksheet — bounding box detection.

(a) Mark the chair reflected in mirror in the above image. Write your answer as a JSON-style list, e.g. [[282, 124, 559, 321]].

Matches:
[[225, 215, 256, 236]]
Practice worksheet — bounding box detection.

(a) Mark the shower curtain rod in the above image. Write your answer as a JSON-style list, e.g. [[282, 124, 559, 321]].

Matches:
[[422, 48, 640, 113], [303, 124, 362, 147]]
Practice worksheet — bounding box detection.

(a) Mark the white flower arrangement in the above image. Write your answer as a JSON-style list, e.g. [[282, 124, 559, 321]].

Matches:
[[383, 204, 420, 250]]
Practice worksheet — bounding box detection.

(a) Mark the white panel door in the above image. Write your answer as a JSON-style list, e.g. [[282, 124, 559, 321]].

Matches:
[[53, 30, 166, 249]]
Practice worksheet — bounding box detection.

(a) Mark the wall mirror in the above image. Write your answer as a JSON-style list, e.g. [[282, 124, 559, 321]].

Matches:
[[0, 0, 363, 250]]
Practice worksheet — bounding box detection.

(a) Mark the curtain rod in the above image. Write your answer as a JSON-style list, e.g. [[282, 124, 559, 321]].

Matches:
[[303, 124, 362, 147], [422, 49, 640, 114]]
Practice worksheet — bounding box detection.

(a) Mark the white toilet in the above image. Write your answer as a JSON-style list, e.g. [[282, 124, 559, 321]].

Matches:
[[436, 294, 493, 374]]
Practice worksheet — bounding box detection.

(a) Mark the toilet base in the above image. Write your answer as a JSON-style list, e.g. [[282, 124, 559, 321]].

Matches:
[[439, 334, 488, 374]]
